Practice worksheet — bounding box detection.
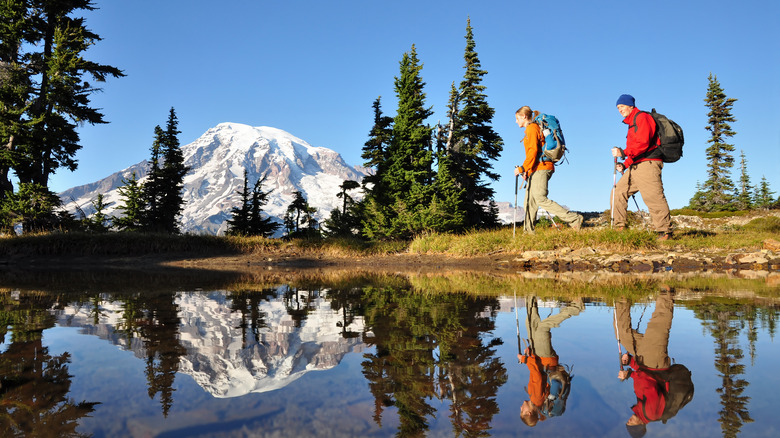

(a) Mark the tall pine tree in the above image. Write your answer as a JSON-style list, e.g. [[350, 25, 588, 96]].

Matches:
[[689, 73, 737, 211], [1, 0, 124, 189], [361, 97, 393, 189], [449, 18, 503, 229], [369, 45, 434, 239], [142, 108, 189, 233]]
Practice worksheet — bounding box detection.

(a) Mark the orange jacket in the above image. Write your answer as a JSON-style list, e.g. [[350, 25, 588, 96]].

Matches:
[[520, 352, 559, 407], [519, 122, 555, 175]]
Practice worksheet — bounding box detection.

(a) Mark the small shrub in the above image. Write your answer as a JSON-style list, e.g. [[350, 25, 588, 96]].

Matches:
[[743, 216, 780, 233]]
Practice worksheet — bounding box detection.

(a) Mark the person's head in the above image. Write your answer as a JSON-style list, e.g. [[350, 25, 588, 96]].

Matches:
[[515, 106, 539, 128], [616, 94, 635, 118], [520, 400, 543, 427], [625, 414, 647, 437]]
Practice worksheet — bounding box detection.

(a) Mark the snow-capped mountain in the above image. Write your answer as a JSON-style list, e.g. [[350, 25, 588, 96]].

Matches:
[[59, 123, 369, 235], [53, 289, 368, 398]]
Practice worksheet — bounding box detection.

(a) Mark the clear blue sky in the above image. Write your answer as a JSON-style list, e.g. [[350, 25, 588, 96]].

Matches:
[[49, 0, 780, 212]]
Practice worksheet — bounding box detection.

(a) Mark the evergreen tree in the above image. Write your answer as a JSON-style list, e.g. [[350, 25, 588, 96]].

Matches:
[[226, 169, 252, 235], [361, 97, 393, 188], [450, 19, 503, 229], [754, 176, 775, 209], [142, 108, 189, 233], [735, 150, 752, 210], [365, 45, 434, 239], [284, 190, 318, 238], [0, 1, 123, 230], [0, 0, 124, 190], [323, 180, 361, 237], [114, 172, 145, 232], [0, 182, 60, 233], [689, 73, 738, 211], [142, 125, 164, 230], [247, 173, 279, 237], [85, 193, 109, 232]]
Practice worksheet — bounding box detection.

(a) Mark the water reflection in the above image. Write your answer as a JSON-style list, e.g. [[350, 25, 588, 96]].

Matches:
[[0, 272, 778, 437], [517, 295, 582, 426], [615, 289, 694, 437], [0, 292, 99, 436]]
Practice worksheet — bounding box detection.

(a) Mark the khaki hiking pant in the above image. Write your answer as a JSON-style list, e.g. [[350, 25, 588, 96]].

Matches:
[[524, 170, 580, 233], [611, 160, 671, 233], [525, 296, 584, 358], [614, 293, 673, 369]]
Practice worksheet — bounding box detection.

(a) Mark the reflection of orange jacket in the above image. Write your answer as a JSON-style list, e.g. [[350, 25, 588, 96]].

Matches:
[[520, 353, 559, 406], [520, 123, 555, 175]]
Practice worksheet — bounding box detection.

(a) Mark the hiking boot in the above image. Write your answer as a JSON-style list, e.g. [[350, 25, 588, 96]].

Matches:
[[657, 231, 673, 241], [570, 214, 584, 231], [614, 225, 625, 231]]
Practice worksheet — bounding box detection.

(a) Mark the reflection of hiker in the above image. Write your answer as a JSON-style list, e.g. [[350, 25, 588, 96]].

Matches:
[[615, 290, 693, 437], [518, 296, 583, 427]]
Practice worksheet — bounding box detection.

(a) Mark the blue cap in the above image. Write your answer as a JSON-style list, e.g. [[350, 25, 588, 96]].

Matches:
[[616, 94, 635, 107]]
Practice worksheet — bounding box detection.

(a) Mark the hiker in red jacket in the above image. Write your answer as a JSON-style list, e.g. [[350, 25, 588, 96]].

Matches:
[[611, 94, 672, 240], [615, 291, 674, 437]]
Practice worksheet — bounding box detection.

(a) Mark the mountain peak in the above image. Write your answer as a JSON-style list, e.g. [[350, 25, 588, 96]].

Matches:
[[60, 124, 368, 235]]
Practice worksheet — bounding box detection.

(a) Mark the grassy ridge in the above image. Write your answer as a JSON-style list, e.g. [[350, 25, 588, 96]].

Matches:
[[0, 215, 778, 259]]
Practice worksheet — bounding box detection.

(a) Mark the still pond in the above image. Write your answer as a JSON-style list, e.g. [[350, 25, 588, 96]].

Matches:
[[1, 270, 778, 437]]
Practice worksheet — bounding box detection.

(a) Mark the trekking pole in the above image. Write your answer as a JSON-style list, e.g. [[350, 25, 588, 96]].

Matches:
[[545, 210, 562, 231], [611, 157, 617, 228], [513, 174, 519, 238], [614, 304, 624, 372], [514, 291, 522, 357]]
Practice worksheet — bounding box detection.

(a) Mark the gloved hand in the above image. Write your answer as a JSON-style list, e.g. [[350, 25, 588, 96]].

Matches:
[[612, 147, 625, 158]]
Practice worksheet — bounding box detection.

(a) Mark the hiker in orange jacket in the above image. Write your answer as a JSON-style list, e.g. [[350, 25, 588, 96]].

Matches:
[[518, 296, 583, 426], [611, 94, 672, 240], [514, 106, 583, 233]]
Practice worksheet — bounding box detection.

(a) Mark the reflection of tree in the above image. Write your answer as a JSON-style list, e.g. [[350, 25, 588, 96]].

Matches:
[[695, 303, 763, 438], [360, 286, 506, 437], [0, 293, 99, 437], [328, 287, 365, 339], [229, 289, 277, 347], [136, 293, 188, 418], [281, 286, 318, 327]]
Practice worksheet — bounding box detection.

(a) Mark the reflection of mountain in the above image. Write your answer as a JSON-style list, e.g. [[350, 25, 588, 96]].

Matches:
[[53, 290, 367, 398]]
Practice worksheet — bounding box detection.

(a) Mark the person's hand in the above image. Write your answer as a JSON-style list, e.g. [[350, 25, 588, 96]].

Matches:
[[612, 147, 625, 158], [618, 370, 630, 381], [616, 162, 625, 173], [514, 166, 523, 177]]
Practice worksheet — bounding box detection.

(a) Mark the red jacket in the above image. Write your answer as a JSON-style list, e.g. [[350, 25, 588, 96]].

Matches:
[[627, 356, 669, 424], [622, 107, 660, 168]]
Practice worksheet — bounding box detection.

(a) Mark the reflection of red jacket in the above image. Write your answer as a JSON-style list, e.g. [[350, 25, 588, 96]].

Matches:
[[520, 353, 559, 407], [627, 356, 669, 423], [622, 107, 660, 168]]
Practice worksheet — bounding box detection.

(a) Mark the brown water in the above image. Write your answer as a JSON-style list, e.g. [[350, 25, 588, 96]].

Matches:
[[0, 270, 777, 437]]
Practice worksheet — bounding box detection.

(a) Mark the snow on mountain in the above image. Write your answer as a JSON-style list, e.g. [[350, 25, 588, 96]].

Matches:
[[59, 123, 369, 235], [53, 289, 369, 398]]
